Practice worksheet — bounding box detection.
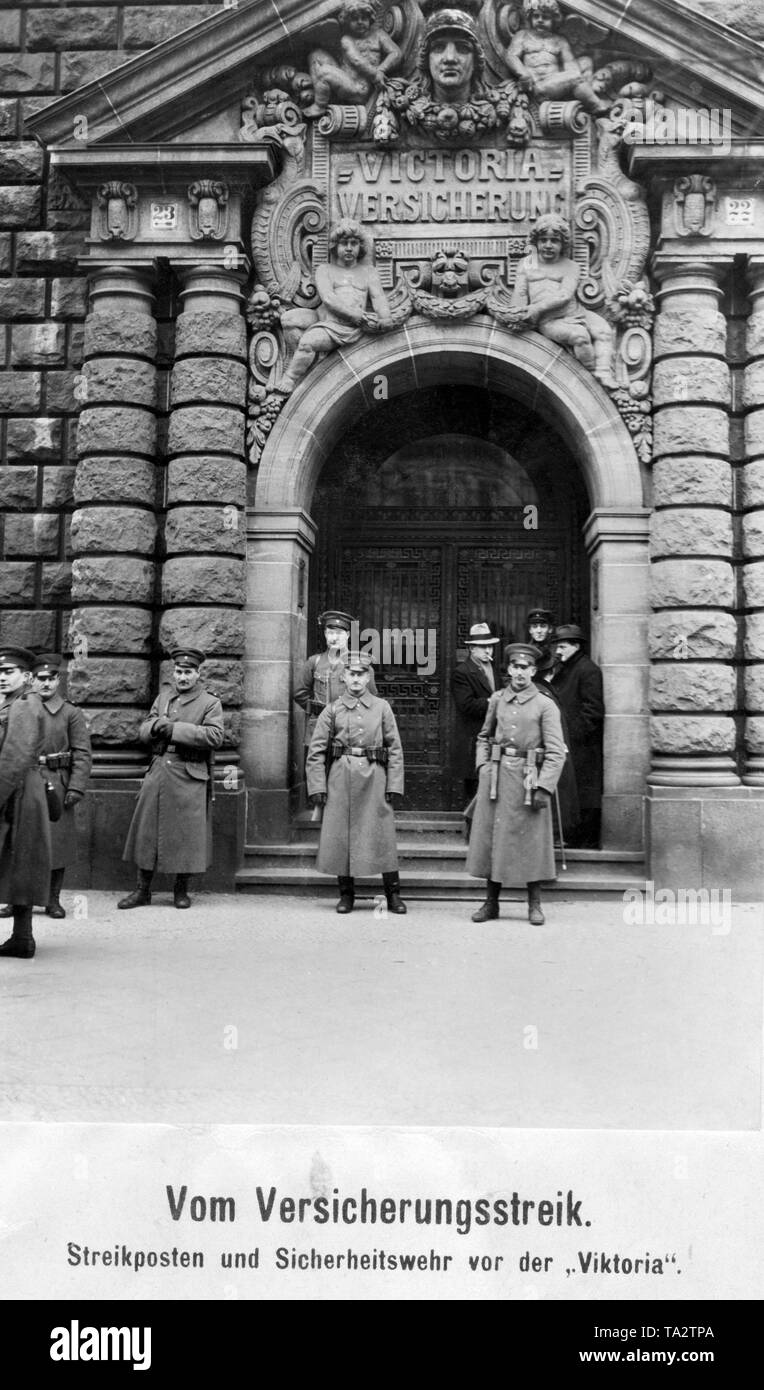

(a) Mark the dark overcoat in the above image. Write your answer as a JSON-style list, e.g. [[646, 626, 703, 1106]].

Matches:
[[38, 693, 92, 868], [0, 690, 52, 905], [306, 691, 404, 876], [123, 684, 224, 875], [450, 658, 494, 781], [531, 677, 579, 836], [294, 651, 377, 746], [550, 649, 604, 810], [467, 684, 565, 887]]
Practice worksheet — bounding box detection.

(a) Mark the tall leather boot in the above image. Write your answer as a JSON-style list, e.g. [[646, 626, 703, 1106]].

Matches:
[[174, 875, 192, 909], [117, 868, 153, 910], [472, 879, 501, 923], [382, 871, 407, 915], [336, 876, 355, 914], [0, 906, 35, 958], [527, 881, 545, 925], [46, 866, 66, 919]]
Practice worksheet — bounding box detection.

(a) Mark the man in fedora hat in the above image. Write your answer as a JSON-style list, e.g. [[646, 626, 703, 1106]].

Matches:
[[451, 621, 500, 805], [0, 647, 51, 959], [25, 653, 91, 919], [551, 624, 604, 848], [294, 609, 377, 754], [306, 651, 406, 915], [467, 643, 565, 925], [118, 647, 224, 910]]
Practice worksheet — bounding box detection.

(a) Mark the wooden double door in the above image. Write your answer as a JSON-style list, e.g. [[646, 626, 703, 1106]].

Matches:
[[315, 519, 581, 810]]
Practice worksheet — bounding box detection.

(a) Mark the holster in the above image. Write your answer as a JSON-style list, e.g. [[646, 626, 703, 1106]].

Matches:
[[524, 747, 545, 809]]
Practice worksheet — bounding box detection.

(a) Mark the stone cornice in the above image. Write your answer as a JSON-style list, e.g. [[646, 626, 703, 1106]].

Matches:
[[25, 0, 764, 150], [50, 143, 277, 186], [627, 139, 764, 177]]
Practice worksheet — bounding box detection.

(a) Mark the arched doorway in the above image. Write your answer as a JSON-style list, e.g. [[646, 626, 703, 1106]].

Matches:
[[312, 385, 590, 809], [247, 320, 650, 849]]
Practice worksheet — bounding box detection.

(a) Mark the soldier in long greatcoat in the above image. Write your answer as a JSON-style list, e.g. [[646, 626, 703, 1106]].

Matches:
[[306, 651, 406, 915], [0, 646, 51, 959], [29, 653, 91, 918], [467, 643, 565, 925], [119, 647, 224, 910], [294, 609, 377, 750]]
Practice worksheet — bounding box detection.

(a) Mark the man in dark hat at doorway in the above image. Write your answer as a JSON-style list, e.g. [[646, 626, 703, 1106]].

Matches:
[[467, 642, 565, 925], [525, 608, 556, 681], [294, 609, 377, 754], [118, 647, 224, 910], [306, 651, 406, 915], [451, 620, 500, 806], [25, 653, 91, 919], [551, 623, 604, 848], [0, 646, 51, 959]]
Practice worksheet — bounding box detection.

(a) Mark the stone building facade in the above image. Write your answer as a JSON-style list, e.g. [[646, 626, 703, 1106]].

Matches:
[[2, 0, 764, 894]]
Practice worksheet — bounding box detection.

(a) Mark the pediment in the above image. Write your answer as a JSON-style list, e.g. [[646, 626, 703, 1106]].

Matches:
[[25, 0, 764, 152]]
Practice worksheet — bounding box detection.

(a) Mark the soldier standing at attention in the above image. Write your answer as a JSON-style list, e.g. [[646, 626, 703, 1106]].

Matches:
[[26, 653, 91, 919], [0, 646, 52, 959], [306, 651, 406, 915], [294, 609, 377, 753], [467, 643, 565, 925], [118, 647, 224, 910]]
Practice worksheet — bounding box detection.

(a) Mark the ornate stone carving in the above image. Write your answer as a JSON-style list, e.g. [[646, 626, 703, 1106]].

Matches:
[[308, 2, 403, 110], [674, 175, 717, 237], [96, 181, 138, 241], [503, 0, 610, 116], [188, 180, 229, 241]]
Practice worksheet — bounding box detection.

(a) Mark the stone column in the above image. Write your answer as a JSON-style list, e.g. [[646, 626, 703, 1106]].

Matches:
[[742, 258, 764, 785], [162, 265, 248, 771], [69, 264, 158, 763], [648, 259, 738, 787]]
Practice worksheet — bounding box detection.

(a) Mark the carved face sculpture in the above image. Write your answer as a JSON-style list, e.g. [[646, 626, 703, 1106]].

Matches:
[[344, 4, 374, 35], [107, 194, 128, 237], [335, 234, 362, 266], [197, 195, 218, 237], [535, 227, 564, 262], [431, 248, 470, 298], [427, 31, 476, 103]]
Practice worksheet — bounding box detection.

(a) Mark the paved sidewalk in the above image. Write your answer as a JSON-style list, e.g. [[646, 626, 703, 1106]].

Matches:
[[0, 891, 761, 1130]]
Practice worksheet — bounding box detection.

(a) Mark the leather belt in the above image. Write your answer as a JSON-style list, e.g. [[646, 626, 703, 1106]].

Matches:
[[166, 744, 208, 763], [345, 746, 369, 757]]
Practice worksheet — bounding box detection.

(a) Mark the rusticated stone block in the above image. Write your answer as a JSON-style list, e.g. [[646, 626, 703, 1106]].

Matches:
[[743, 561, 764, 609], [164, 506, 245, 556], [74, 457, 157, 506], [159, 607, 245, 656], [26, 7, 119, 51], [746, 310, 764, 357], [68, 607, 152, 656], [649, 508, 732, 558], [648, 610, 737, 660], [650, 558, 734, 609], [743, 512, 764, 559], [67, 657, 151, 706], [6, 417, 62, 462], [42, 466, 76, 508], [122, 6, 212, 48], [653, 407, 728, 458], [222, 710, 241, 746], [0, 277, 45, 319], [167, 456, 246, 506], [0, 186, 41, 226], [77, 707, 143, 744], [744, 614, 764, 662], [4, 513, 59, 556], [744, 409, 764, 457], [40, 562, 72, 604], [744, 716, 764, 753], [0, 101, 16, 138], [0, 142, 43, 182], [72, 556, 154, 604], [76, 406, 156, 457], [162, 556, 244, 606], [167, 406, 245, 457], [70, 506, 157, 555], [174, 312, 246, 359], [0, 232, 10, 272], [0, 370, 41, 412], [740, 461, 764, 509], [59, 51, 127, 94], [744, 664, 764, 709], [650, 714, 736, 754], [0, 465, 36, 508], [198, 658, 244, 707], [83, 312, 156, 360], [743, 359, 764, 410], [0, 54, 56, 93], [170, 357, 248, 408], [653, 308, 726, 357], [11, 322, 66, 366], [652, 357, 729, 407], [650, 662, 735, 711], [83, 358, 157, 408], [50, 278, 88, 320], [15, 232, 84, 274], [0, 563, 35, 605], [0, 610, 55, 650], [46, 371, 77, 413]]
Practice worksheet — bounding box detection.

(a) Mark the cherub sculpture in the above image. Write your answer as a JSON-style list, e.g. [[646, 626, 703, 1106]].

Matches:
[[505, 0, 610, 117], [309, 2, 402, 109]]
